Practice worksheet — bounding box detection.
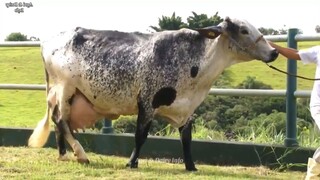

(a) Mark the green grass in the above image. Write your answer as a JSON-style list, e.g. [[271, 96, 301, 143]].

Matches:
[[226, 41, 318, 90], [0, 47, 46, 127], [0, 146, 305, 179]]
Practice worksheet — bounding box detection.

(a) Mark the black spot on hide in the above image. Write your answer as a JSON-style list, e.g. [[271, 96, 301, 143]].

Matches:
[[73, 32, 87, 46], [190, 66, 199, 78], [225, 19, 240, 35], [152, 87, 177, 109], [93, 95, 97, 99]]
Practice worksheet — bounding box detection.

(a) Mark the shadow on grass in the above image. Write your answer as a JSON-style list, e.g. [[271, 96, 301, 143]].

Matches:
[[84, 157, 278, 179]]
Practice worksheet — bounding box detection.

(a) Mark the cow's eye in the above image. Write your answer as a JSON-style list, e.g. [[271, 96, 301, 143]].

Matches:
[[241, 29, 249, 35]]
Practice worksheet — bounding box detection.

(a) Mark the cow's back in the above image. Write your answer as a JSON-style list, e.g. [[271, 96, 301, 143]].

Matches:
[[42, 27, 154, 116], [42, 27, 209, 122]]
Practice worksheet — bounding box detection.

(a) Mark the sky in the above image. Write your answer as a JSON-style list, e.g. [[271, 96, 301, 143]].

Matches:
[[0, 0, 319, 41]]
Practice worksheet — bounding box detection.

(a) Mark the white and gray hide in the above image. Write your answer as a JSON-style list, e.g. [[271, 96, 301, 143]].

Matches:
[[28, 17, 278, 171]]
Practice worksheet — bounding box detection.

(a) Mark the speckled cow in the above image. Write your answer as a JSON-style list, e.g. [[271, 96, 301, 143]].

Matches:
[[28, 17, 278, 171]]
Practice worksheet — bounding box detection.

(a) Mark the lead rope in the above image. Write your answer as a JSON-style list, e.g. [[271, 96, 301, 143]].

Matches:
[[229, 34, 319, 80], [266, 63, 320, 81]]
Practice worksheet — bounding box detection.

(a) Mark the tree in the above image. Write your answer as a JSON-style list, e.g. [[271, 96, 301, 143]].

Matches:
[[29, 36, 40, 41], [5, 32, 28, 41], [278, 28, 288, 35], [316, 25, 320, 33], [258, 27, 279, 35], [149, 12, 187, 32], [149, 11, 223, 32], [236, 76, 272, 89], [259, 27, 303, 35], [187, 11, 223, 29], [212, 69, 233, 88]]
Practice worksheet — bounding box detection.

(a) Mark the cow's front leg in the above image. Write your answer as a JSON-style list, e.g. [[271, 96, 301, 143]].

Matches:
[[179, 118, 197, 171], [126, 101, 153, 168]]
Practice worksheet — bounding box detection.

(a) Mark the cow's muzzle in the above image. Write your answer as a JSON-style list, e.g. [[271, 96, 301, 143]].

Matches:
[[265, 49, 279, 63]]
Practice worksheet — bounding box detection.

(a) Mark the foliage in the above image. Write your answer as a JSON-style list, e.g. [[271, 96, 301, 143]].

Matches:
[[29, 36, 40, 41], [212, 69, 234, 88], [112, 115, 169, 135], [235, 76, 272, 89], [186, 11, 223, 29], [258, 27, 303, 35], [112, 76, 300, 143], [195, 76, 284, 129], [5, 32, 28, 41], [112, 116, 137, 133], [150, 11, 222, 32], [193, 75, 315, 145], [258, 27, 282, 35], [149, 12, 187, 32]]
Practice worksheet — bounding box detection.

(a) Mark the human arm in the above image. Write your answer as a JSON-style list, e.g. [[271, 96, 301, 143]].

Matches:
[[268, 41, 301, 60]]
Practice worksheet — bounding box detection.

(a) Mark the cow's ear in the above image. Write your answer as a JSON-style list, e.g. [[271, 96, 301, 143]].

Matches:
[[196, 26, 222, 39]]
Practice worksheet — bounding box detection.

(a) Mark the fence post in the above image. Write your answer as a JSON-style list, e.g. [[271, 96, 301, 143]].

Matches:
[[285, 28, 299, 147], [102, 119, 113, 133]]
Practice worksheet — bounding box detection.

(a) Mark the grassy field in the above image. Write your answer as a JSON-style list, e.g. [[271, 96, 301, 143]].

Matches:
[[0, 42, 319, 128], [0, 47, 46, 127], [0, 146, 305, 179], [227, 41, 317, 90]]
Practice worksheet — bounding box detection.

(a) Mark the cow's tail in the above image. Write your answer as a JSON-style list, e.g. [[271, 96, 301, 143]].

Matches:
[[28, 64, 51, 148]]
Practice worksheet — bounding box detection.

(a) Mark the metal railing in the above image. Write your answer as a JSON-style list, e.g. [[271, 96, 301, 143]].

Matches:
[[0, 83, 311, 97], [1, 31, 320, 147], [0, 41, 40, 47]]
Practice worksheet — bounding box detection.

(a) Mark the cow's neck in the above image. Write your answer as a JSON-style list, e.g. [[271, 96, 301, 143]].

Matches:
[[197, 36, 237, 90]]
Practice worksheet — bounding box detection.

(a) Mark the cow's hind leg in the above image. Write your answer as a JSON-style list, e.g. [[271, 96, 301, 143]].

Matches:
[[126, 101, 153, 168], [56, 118, 89, 164], [63, 122, 89, 164], [52, 105, 88, 163], [179, 117, 197, 171], [54, 86, 89, 164], [52, 105, 68, 161]]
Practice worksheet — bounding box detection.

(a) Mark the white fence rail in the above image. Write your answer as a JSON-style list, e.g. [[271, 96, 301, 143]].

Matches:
[[0, 83, 311, 97], [0, 41, 40, 47], [1, 33, 320, 47]]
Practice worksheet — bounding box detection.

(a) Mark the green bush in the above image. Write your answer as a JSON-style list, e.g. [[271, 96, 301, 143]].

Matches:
[[5, 32, 28, 41], [109, 75, 314, 147], [112, 115, 170, 135], [112, 116, 137, 134]]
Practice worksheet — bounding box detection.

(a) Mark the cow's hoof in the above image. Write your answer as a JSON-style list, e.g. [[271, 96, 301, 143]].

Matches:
[[186, 166, 198, 171], [126, 161, 138, 169], [77, 158, 90, 164]]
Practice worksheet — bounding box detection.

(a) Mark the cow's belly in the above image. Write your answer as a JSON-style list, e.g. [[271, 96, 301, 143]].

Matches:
[[74, 78, 139, 117], [45, 52, 139, 117], [156, 89, 209, 128], [91, 99, 139, 118]]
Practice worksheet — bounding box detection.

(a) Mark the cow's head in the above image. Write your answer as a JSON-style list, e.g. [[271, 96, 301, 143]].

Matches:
[[196, 17, 278, 63]]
